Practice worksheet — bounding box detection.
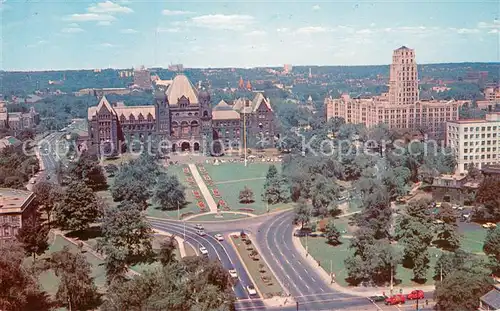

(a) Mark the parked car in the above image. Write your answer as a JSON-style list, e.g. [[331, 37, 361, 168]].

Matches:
[[228, 269, 238, 279], [195, 224, 204, 230], [483, 222, 497, 229], [214, 234, 224, 241], [199, 246, 208, 256], [385, 294, 405, 305], [196, 229, 206, 236], [293, 230, 307, 237], [407, 290, 424, 300], [246, 285, 257, 296]]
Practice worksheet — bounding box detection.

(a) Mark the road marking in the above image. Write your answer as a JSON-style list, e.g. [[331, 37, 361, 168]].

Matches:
[[310, 276, 316, 282], [369, 299, 384, 311]]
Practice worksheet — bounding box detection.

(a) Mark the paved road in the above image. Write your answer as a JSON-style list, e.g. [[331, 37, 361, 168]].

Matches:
[[148, 218, 266, 311]]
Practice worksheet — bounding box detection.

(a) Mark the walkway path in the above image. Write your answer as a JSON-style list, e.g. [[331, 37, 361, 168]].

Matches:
[[188, 163, 218, 213], [215, 177, 265, 184], [153, 228, 187, 257], [183, 210, 256, 221]]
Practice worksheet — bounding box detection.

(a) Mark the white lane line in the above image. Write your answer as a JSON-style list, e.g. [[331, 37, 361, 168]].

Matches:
[[310, 276, 316, 282]]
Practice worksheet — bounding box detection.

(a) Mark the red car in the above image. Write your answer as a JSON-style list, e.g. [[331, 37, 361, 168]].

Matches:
[[385, 294, 406, 305], [407, 290, 424, 300]]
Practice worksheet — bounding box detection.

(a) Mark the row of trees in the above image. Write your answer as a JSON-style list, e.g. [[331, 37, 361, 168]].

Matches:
[[0, 144, 39, 189]]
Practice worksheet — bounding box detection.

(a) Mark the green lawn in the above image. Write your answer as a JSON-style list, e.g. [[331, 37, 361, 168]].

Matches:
[[146, 164, 208, 219], [230, 234, 283, 299], [28, 234, 107, 296], [187, 212, 250, 222], [200, 163, 292, 214], [459, 224, 490, 254], [300, 236, 445, 287]]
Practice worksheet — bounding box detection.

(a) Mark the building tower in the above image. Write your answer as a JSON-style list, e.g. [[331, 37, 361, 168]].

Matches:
[[239, 77, 244, 89], [388, 46, 419, 105], [198, 89, 212, 155], [246, 80, 252, 91], [309, 68, 312, 79], [154, 85, 170, 142]]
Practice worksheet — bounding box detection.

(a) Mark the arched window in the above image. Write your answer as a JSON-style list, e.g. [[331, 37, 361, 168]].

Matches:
[[203, 110, 208, 117]]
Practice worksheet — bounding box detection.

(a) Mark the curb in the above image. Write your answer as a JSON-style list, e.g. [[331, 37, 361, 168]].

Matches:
[[227, 232, 265, 299]]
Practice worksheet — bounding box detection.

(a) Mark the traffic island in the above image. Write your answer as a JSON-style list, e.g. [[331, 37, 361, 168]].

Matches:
[[229, 232, 283, 299]]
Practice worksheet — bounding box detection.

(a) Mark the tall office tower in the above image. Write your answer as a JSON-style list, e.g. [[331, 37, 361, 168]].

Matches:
[[388, 46, 419, 105]]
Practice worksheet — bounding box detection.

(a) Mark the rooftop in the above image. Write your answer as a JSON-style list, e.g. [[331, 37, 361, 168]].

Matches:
[[0, 188, 34, 213], [480, 286, 500, 310]]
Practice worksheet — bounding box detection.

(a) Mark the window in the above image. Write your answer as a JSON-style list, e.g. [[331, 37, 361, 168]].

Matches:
[[464, 156, 468, 160], [464, 134, 468, 139]]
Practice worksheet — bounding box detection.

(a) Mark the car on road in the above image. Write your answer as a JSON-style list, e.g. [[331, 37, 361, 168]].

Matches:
[[368, 295, 387, 303], [196, 229, 206, 236], [293, 229, 307, 237], [385, 294, 405, 305], [194, 224, 204, 230], [246, 285, 257, 296], [199, 246, 208, 256], [30, 179, 36, 184], [214, 234, 224, 241], [407, 290, 424, 300], [337, 196, 346, 201], [482, 222, 497, 229], [228, 269, 238, 279]]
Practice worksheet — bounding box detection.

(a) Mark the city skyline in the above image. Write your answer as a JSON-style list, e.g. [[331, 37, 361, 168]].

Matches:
[[2, 0, 499, 71]]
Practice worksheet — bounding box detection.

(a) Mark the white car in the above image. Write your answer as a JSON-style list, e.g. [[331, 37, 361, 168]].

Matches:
[[246, 285, 257, 296], [199, 246, 208, 256], [214, 234, 224, 241], [228, 269, 238, 279], [482, 222, 497, 229], [195, 224, 204, 230], [196, 229, 206, 236]]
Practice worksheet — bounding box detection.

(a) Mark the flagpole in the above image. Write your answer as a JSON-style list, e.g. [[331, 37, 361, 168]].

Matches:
[[244, 110, 247, 167]]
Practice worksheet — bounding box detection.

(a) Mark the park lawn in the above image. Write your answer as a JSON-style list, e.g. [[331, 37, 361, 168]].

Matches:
[[300, 236, 445, 287], [459, 225, 488, 254], [147, 164, 207, 219], [30, 234, 107, 296], [230, 235, 283, 299], [101, 153, 140, 166], [203, 162, 281, 182], [187, 212, 250, 222]]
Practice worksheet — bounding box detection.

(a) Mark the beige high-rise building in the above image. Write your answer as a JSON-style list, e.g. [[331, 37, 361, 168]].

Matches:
[[447, 113, 500, 174], [388, 46, 419, 105], [325, 46, 469, 138]]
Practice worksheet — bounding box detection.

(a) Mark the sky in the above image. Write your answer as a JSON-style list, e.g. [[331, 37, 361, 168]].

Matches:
[[1, 0, 499, 71]]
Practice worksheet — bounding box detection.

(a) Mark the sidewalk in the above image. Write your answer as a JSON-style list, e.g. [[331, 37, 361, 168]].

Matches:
[[153, 228, 187, 257], [188, 163, 218, 213], [291, 231, 435, 297]]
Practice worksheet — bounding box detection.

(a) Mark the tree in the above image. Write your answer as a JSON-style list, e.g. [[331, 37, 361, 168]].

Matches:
[[16, 212, 49, 261], [101, 257, 235, 311], [68, 152, 107, 190], [434, 204, 460, 251], [356, 184, 392, 239], [466, 162, 482, 181], [324, 220, 341, 245], [262, 175, 290, 205], [53, 180, 102, 232], [484, 226, 500, 275], [475, 176, 500, 222], [264, 165, 278, 189], [293, 199, 311, 228], [98, 201, 154, 278], [310, 175, 339, 217], [435, 270, 492, 311], [239, 186, 254, 203], [152, 173, 186, 211], [159, 235, 178, 266], [111, 165, 151, 209], [32, 181, 62, 227], [46, 246, 101, 310], [434, 250, 473, 281], [0, 240, 52, 311]]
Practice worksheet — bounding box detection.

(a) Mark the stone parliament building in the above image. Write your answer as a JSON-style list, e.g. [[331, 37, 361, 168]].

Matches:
[[87, 74, 275, 155]]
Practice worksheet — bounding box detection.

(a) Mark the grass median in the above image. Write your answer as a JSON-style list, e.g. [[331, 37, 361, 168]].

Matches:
[[230, 233, 283, 299]]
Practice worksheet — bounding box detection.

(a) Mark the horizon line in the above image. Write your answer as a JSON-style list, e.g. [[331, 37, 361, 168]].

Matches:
[[2, 61, 500, 73]]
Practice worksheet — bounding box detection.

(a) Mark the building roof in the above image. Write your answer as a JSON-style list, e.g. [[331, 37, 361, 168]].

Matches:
[[212, 109, 241, 120], [166, 74, 199, 105], [155, 79, 173, 88], [233, 93, 273, 114], [0, 188, 34, 214], [213, 100, 232, 111], [480, 287, 500, 310], [0, 136, 21, 150], [115, 106, 156, 120]]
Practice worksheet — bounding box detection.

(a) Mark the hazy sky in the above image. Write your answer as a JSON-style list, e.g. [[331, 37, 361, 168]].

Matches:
[[2, 0, 499, 70]]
